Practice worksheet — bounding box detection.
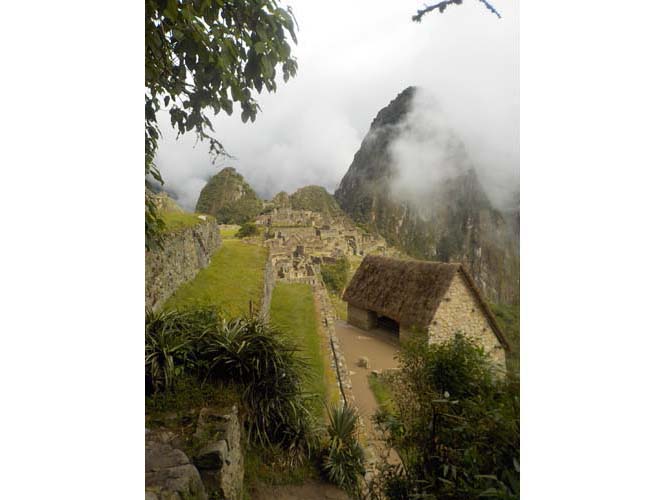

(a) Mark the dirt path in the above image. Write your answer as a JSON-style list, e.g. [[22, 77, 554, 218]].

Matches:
[[334, 320, 400, 465], [251, 480, 350, 500]]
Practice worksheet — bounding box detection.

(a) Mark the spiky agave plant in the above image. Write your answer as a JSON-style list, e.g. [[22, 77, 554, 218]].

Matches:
[[323, 404, 365, 494], [145, 307, 219, 393], [199, 316, 314, 453]]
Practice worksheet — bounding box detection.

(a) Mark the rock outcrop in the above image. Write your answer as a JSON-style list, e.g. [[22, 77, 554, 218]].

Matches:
[[145, 430, 207, 500], [335, 87, 519, 304]]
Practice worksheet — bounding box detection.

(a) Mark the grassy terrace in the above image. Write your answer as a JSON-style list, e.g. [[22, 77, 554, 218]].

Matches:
[[219, 225, 240, 239], [270, 282, 338, 422], [161, 211, 211, 232], [162, 239, 267, 318]]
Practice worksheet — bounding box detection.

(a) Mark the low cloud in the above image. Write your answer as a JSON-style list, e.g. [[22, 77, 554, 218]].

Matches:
[[388, 88, 518, 212], [154, 0, 518, 212]]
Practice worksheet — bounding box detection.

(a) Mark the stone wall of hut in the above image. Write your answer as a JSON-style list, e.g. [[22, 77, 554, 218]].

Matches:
[[347, 304, 377, 330], [427, 273, 506, 368]]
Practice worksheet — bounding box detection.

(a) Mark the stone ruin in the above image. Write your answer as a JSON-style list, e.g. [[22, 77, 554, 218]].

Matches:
[[255, 207, 389, 284]]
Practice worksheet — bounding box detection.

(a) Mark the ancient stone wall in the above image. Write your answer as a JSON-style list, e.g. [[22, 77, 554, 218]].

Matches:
[[428, 273, 506, 368], [145, 218, 221, 311], [347, 304, 377, 330]]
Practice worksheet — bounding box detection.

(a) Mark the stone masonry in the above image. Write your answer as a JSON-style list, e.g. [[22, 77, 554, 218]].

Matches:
[[428, 273, 506, 368], [145, 218, 221, 311]]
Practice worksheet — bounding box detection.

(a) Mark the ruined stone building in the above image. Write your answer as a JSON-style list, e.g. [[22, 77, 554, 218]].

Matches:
[[342, 255, 509, 367], [255, 208, 390, 284]]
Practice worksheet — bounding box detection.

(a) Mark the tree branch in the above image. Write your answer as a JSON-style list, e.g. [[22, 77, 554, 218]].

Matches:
[[412, 0, 501, 23]]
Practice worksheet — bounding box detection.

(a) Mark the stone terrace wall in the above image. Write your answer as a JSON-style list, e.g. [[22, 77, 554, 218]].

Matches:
[[145, 219, 221, 311]]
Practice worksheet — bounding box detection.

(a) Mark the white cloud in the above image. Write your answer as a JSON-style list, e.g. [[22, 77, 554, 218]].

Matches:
[[155, 0, 518, 211]]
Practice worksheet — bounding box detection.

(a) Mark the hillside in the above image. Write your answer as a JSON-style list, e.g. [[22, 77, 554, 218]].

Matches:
[[288, 185, 343, 218], [195, 167, 263, 224], [335, 87, 519, 304]]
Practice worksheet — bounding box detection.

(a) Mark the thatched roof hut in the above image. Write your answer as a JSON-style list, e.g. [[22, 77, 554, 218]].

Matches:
[[343, 255, 509, 350]]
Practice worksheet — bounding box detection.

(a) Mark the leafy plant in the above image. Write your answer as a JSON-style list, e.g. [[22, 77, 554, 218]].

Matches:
[[145, 0, 299, 245], [369, 333, 519, 499], [236, 222, 260, 238], [322, 404, 365, 495], [320, 257, 350, 296], [145, 307, 222, 392], [199, 317, 315, 454]]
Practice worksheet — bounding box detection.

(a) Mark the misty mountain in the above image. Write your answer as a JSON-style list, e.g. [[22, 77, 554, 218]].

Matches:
[[335, 87, 519, 304], [195, 167, 263, 224]]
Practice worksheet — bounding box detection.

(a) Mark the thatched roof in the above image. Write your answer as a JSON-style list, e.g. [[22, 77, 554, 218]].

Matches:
[[343, 255, 509, 349]]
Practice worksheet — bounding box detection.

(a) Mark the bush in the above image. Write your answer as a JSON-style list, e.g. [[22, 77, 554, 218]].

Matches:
[[372, 333, 519, 500], [146, 309, 315, 460], [198, 316, 315, 455], [235, 222, 260, 238], [322, 404, 365, 496], [145, 308, 220, 393], [320, 257, 350, 296]]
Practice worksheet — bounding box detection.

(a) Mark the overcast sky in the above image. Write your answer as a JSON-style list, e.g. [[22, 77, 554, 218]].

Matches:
[[155, 0, 519, 211]]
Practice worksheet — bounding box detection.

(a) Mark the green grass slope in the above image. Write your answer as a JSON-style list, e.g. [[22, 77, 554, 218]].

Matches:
[[270, 282, 328, 421], [163, 240, 267, 318]]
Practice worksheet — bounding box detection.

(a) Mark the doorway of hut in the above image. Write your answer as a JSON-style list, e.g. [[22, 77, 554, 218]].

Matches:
[[376, 315, 399, 338]]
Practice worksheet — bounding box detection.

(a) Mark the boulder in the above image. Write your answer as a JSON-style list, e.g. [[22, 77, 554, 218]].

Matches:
[[145, 432, 207, 500], [194, 440, 229, 470]]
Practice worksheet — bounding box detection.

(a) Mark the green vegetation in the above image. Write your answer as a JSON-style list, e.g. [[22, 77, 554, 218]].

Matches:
[[219, 226, 240, 239], [271, 190, 291, 208], [369, 333, 519, 500], [196, 167, 263, 224], [321, 257, 350, 296], [270, 283, 327, 421], [200, 316, 314, 449], [331, 294, 347, 321], [236, 222, 260, 238], [491, 302, 520, 373], [322, 405, 365, 497], [163, 240, 267, 318], [289, 185, 343, 217], [145, 0, 298, 245], [146, 309, 314, 459], [244, 445, 319, 489], [161, 211, 209, 233], [368, 373, 396, 414]]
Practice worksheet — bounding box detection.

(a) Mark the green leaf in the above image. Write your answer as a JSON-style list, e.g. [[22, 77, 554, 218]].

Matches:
[[164, 0, 178, 21]]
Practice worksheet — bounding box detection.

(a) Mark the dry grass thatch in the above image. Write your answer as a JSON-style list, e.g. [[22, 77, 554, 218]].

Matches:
[[342, 255, 509, 349]]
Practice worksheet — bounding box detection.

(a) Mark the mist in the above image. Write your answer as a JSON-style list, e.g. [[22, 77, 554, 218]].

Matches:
[[154, 0, 518, 212], [388, 88, 519, 212]]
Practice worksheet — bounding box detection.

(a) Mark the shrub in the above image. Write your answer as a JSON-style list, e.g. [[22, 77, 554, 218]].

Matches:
[[372, 333, 519, 500], [235, 222, 260, 238], [320, 257, 350, 295], [322, 404, 365, 496], [145, 309, 316, 461], [198, 316, 315, 454], [145, 308, 219, 393]]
